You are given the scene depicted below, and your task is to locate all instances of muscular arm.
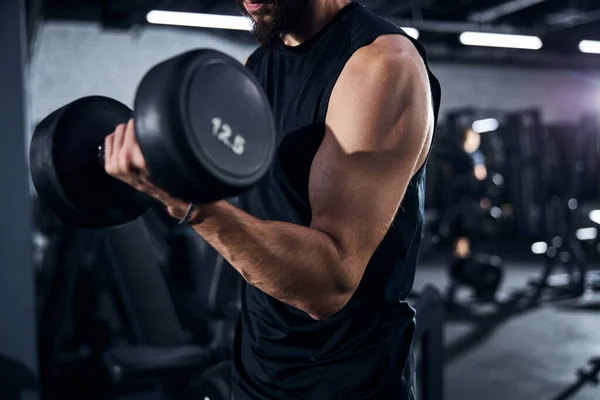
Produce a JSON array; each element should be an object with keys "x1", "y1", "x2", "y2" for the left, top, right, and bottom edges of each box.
[{"x1": 186, "y1": 36, "x2": 434, "y2": 320}]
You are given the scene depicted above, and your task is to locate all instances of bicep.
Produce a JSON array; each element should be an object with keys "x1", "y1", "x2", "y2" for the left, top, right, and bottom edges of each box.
[
  {"x1": 308, "y1": 43, "x2": 433, "y2": 288},
  {"x1": 308, "y1": 126, "x2": 411, "y2": 257}
]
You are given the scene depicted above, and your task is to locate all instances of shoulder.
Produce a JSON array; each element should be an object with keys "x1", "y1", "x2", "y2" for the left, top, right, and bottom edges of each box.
[
  {"x1": 355, "y1": 34, "x2": 423, "y2": 60},
  {"x1": 331, "y1": 34, "x2": 431, "y2": 111},
  {"x1": 327, "y1": 34, "x2": 434, "y2": 149},
  {"x1": 343, "y1": 35, "x2": 428, "y2": 89}
]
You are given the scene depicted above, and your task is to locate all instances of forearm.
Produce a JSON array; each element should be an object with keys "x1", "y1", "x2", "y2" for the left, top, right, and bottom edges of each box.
[{"x1": 189, "y1": 201, "x2": 350, "y2": 319}]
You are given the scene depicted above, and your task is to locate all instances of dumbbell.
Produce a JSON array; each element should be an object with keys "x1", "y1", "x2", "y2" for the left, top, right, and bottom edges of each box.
[
  {"x1": 449, "y1": 253, "x2": 504, "y2": 300},
  {"x1": 30, "y1": 49, "x2": 276, "y2": 228}
]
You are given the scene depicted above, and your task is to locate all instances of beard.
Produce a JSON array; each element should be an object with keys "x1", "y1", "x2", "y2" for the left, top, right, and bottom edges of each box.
[{"x1": 236, "y1": 0, "x2": 310, "y2": 47}]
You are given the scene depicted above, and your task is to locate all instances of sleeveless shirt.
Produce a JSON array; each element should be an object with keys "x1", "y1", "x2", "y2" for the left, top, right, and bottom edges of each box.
[{"x1": 232, "y1": 3, "x2": 442, "y2": 399}]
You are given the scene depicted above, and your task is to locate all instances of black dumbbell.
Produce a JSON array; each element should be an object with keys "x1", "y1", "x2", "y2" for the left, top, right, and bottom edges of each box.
[
  {"x1": 449, "y1": 253, "x2": 504, "y2": 300},
  {"x1": 30, "y1": 49, "x2": 276, "y2": 228}
]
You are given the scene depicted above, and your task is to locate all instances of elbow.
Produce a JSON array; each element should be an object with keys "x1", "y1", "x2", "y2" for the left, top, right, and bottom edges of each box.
[
  {"x1": 306, "y1": 260, "x2": 364, "y2": 321},
  {"x1": 306, "y1": 237, "x2": 359, "y2": 320},
  {"x1": 308, "y1": 312, "x2": 333, "y2": 321},
  {"x1": 307, "y1": 301, "x2": 349, "y2": 321},
  {"x1": 306, "y1": 286, "x2": 355, "y2": 321}
]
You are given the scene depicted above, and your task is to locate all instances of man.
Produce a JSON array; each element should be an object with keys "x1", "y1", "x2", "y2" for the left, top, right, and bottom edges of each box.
[
  {"x1": 103, "y1": 0, "x2": 441, "y2": 398},
  {"x1": 442, "y1": 128, "x2": 487, "y2": 260}
]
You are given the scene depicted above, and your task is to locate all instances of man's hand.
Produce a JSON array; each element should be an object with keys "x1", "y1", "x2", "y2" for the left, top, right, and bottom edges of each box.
[{"x1": 103, "y1": 119, "x2": 190, "y2": 219}]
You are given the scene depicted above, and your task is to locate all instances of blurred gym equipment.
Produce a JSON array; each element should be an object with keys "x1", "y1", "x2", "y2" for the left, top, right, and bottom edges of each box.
[
  {"x1": 528, "y1": 121, "x2": 591, "y2": 302},
  {"x1": 501, "y1": 110, "x2": 546, "y2": 240},
  {"x1": 410, "y1": 286, "x2": 445, "y2": 400},
  {"x1": 431, "y1": 109, "x2": 510, "y2": 306},
  {"x1": 419, "y1": 210, "x2": 441, "y2": 261},
  {"x1": 552, "y1": 357, "x2": 600, "y2": 400},
  {"x1": 190, "y1": 360, "x2": 232, "y2": 400},
  {"x1": 447, "y1": 253, "x2": 504, "y2": 302},
  {"x1": 36, "y1": 204, "x2": 243, "y2": 399},
  {"x1": 439, "y1": 109, "x2": 511, "y2": 245}
]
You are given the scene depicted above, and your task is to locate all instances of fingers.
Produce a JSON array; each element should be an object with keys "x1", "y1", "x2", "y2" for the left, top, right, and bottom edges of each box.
[
  {"x1": 104, "y1": 133, "x2": 114, "y2": 164},
  {"x1": 131, "y1": 143, "x2": 147, "y2": 173},
  {"x1": 105, "y1": 124, "x2": 124, "y2": 176},
  {"x1": 104, "y1": 129, "x2": 119, "y2": 176},
  {"x1": 121, "y1": 119, "x2": 135, "y2": 153},
  {"x1": 117, "y1": 120, "x2": 133, "y2": 174},
  {"x1": 104, "y1": 121, "x2": 130, "y2": 176},
  {"x1": 115, "y1": 122, "x2": 127, "y2": 149},
  {"x1": 124, "y1": 119, "x2": 147, "y2": 173},
  {"x1": 104, "y1": 119, "x2": 148, "y2": 181}
]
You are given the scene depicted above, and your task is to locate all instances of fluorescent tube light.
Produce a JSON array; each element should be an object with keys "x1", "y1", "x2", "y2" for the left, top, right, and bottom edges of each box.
[
  {"x1": 147, "y1": 10, "x2": 253, "y2": 31},
  {"x1": 472, "y1": 118, "x2": 499, "y2": 133},
  {"x1": 579, "y1": 40, "x2": 600, "y2": 54},
  {"x1": 590, "y1": 210, "x2": 600, "y2": 225},
  {"x1": 146, "y1": 10, "x2": 420, "y2": 40},
  {"x1": 459, "y1": 31, "x2": 542, "y2": 50},
  {"x1": 576, "y1": 227, "x2": 597, "y2": 241}
]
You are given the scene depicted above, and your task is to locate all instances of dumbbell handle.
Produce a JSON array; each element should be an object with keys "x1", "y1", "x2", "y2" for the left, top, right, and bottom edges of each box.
[{"x1": 97, "y1": 142, "x2": 191, "y2": 224}]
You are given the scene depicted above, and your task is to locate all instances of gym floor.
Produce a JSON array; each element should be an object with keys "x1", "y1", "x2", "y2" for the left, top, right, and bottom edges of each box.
[{"x1": 414, "y1": 254, "x2": 600, "y2": 400}]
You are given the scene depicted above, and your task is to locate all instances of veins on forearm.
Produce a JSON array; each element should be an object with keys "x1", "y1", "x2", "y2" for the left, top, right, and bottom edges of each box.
[{"x1": 190, "y1": 202, "x2": 349, "y2": 317}]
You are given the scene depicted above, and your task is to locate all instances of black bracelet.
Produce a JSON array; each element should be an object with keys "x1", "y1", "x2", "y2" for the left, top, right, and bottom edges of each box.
[{"x1": 177, "y1": 202, "x2": 196, "y2": 225}]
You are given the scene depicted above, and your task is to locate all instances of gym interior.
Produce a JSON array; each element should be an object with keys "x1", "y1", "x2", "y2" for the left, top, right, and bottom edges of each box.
[{"x1": 3, "y1": 0, "x2": 600, "y2": 399}]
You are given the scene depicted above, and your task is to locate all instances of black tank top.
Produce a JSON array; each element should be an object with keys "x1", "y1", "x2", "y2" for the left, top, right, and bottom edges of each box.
[{"x1": 232, "y1": 3, "x2": 441, "y2": 399}]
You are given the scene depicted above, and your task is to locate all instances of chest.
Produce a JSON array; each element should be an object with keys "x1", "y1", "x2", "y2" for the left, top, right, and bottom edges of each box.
[{"x1": 251, "y1": 55, "x2": 334, "y2": 203}]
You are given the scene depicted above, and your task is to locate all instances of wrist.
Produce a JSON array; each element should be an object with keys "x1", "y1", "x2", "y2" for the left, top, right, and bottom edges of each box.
[
  {"x1": 162, "y1": 197, "x2": 189, "y2": 220},
  {"x1": 164, "y1": 199, "x2": 204, "y2": 225}
]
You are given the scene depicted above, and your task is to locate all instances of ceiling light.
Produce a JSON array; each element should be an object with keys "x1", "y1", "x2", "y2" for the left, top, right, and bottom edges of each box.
[
  {"x1": 459, "y1": 31, "x2": 543, "y2": 50},
  {"x1": 147, "y1": 10, "x2": 420, "y2": 40},
  {"x1": 147, "y1": 10, "x2": 253, "y2": 31},
  {"x1": 472, "y1": 118, "x2": 499, "y2": 133},
  {"x1": 531, "y1": 241, "x2": 547, "y2": 255},
  {"x1": 579, "y1": 40, "x2": 600, "y2": 54},
  {"x1": 576, "y1": 227, "x2": 597, "y2": 241},
  {"x1": 590, "y1": 210, "x2": 600, "y2": 224}
]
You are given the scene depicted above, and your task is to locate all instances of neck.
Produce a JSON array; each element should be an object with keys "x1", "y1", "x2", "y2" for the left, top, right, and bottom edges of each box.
[{"x1": 283, "y1": 0, "x2": 351, "y2": 47}]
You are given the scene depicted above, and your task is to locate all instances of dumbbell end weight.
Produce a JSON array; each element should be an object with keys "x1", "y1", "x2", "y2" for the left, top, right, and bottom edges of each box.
[
  {"x1": 134, "y1": 49, "x2": 276, "y2": 203},
  {"x1": 30, "y1": 96, "x2": 154, "y2": 228}
]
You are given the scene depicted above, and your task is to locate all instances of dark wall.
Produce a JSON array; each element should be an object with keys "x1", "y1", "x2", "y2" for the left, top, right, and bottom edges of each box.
[{"x1": 0, "y1": 0, "x2": 39, "y2": 399}]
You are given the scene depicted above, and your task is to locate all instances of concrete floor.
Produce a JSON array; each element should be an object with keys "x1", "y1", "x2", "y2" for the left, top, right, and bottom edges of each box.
[{"x1": 413, "y1": 260, "x2": 600, "y2": 400}]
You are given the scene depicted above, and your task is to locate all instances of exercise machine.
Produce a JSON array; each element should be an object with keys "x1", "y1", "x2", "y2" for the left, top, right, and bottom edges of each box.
[{"x1": 410, "y1": 285, "x2": 445, "y2": 400}]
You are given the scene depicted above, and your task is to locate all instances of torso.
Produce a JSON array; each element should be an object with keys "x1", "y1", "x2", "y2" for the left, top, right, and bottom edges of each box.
[{"x1": 232, "y1": 3, "x2": 441, "y2": 399}]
